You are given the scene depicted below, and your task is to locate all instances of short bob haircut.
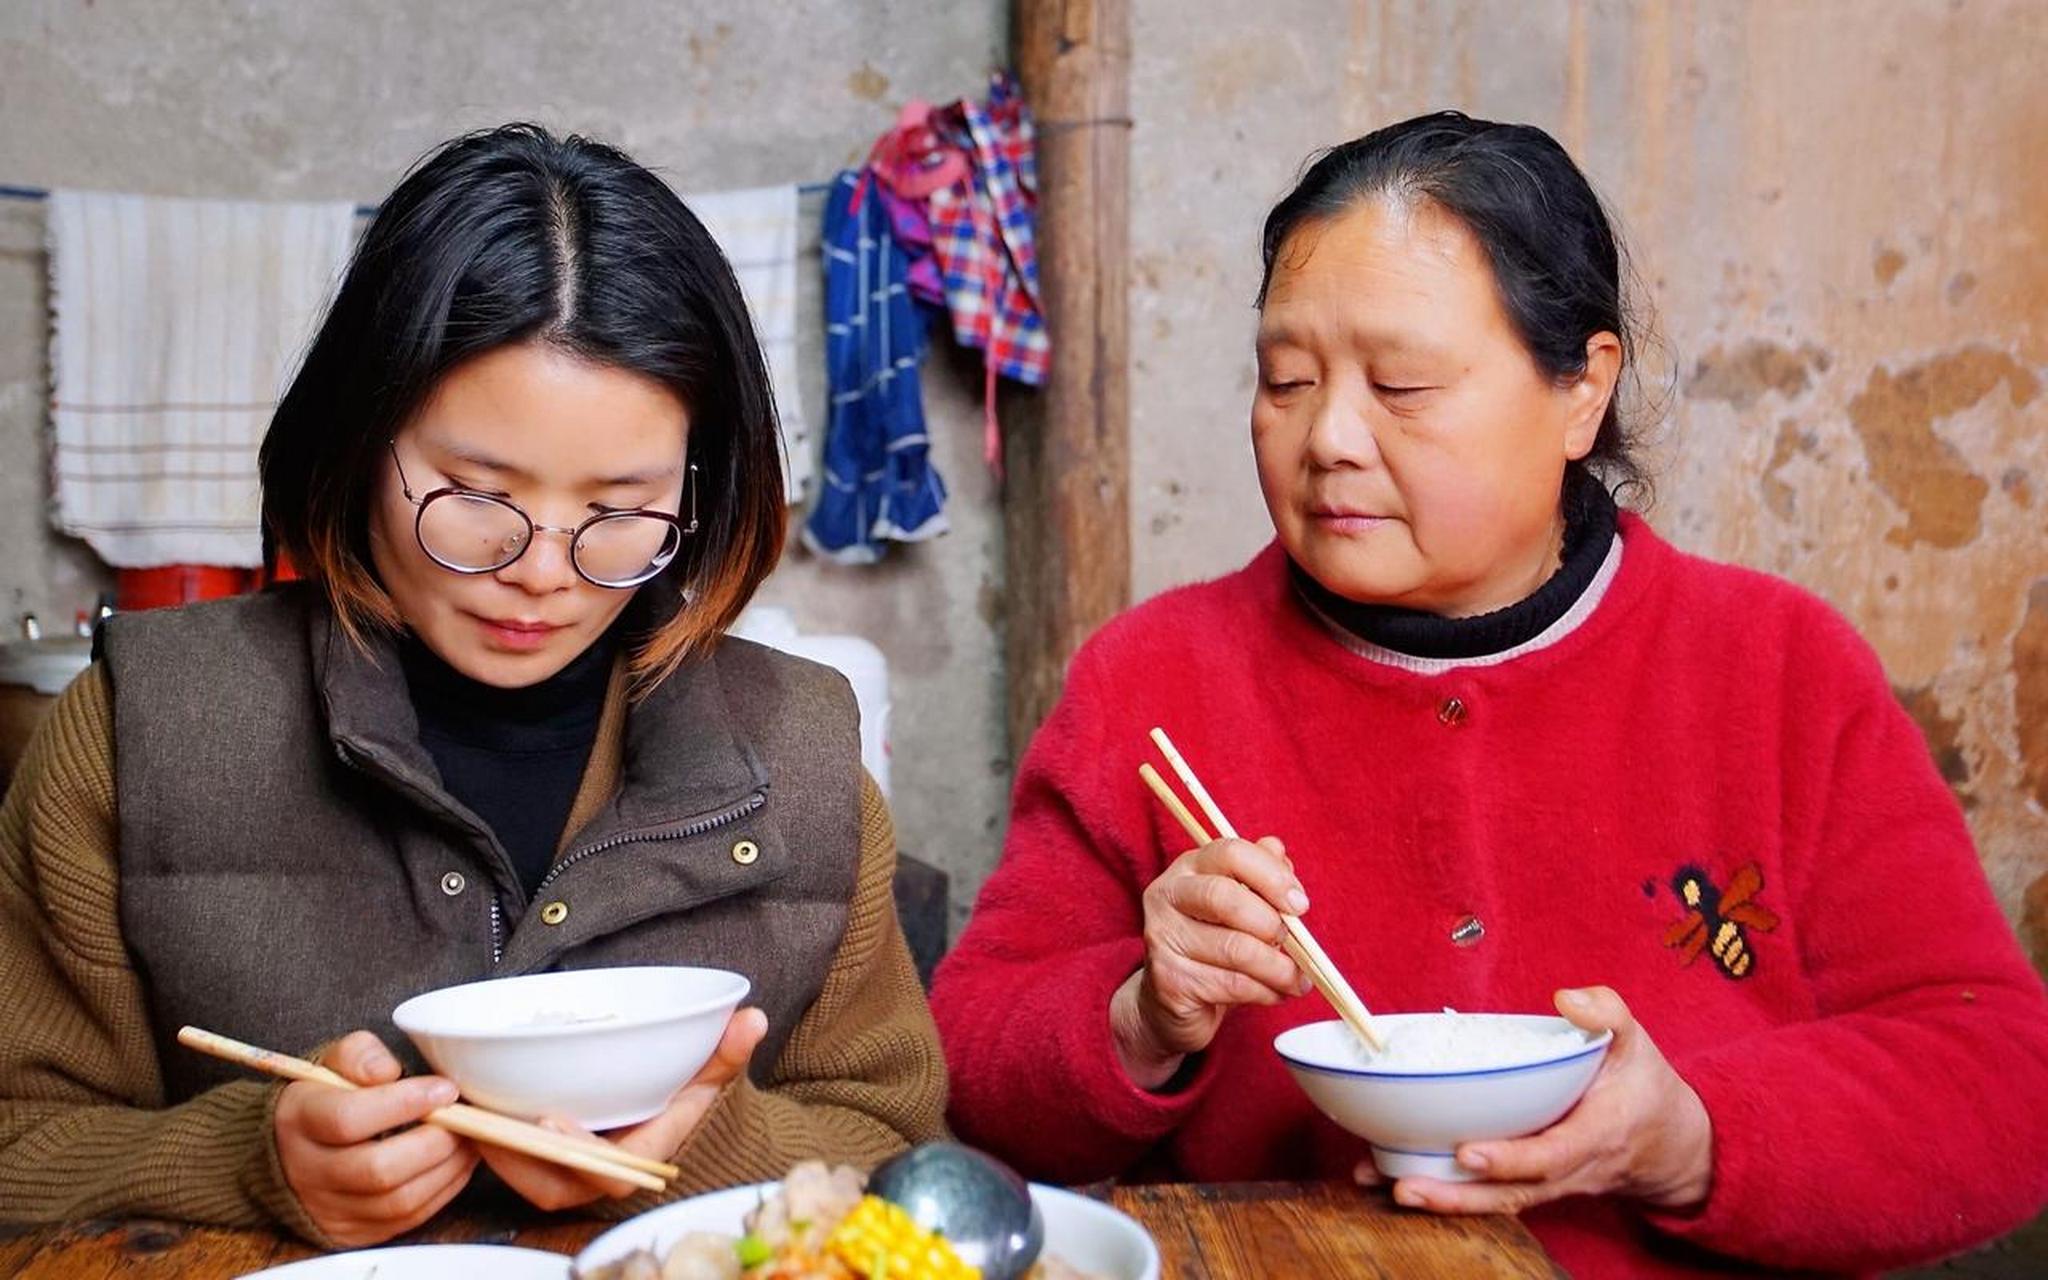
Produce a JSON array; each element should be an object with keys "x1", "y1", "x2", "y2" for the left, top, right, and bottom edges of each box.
[{"x1": 260, "y1": 123, "x2": 784, "y2": 688}]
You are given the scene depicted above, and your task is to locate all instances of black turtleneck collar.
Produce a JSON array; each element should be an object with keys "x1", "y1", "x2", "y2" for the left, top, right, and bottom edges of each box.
[
  {"x1": 1291, "y1": 468, "x2": 1619, "y2": 661},
  {"x1": 399, "y1": 620, "x2": 618, "y2": 749},
  {"x1": 398, "y1": 620, "x2": 622, "y2": 895}
]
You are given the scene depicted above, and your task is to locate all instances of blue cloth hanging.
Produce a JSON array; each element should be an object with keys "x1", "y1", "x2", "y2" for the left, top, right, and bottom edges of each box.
[{"x1": 802, "y1": 170, "x2": 949, "y2": 564}]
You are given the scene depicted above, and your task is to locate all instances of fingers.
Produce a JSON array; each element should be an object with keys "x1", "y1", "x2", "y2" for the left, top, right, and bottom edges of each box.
[
  {"x1": 279, "y1": 1104, "x2": 478, "y2": 1245},
  {"x1": 395, "y1": 1147, "x2": 480, "y2": 1227},
  {"x1": 486, "y1": 1008, "x2": 773, "y2": 1214},
  {"x1": 1168, "y1": 919, "x2": 1305, "y2": 999},
  {"x1": 1189, "y1": 837, "x2": 1309, "y2": 920},
  {"x1": 1350, "y1": 1159, "x2": 1384, "y2": 1188},
  {"x1": 318, "y1": 1030, "x2": 404, "y2": 1087},
  {"x1": 1392, "y1": 1175, "x2": 1558, "y2": 1217},
  {"x1": 690, "y1": 1007, "x2": 768, "y2": 1090},
  {"x1": 479, "y1": 1119, "x2": 635, "y2": 1209},
  {"x1": 1455, "y1": 1121, "x2": 1595, "y2": 1186},
  {"x1": 1554, "y1": 985, "x2": 1633, "y2": 1039},
  {"x1": 321, "y1": 1117, "x2": 466, "y2": 1196},
  {"x1": 292, "y1": 1074, "x2": 459, "y2": 1147},
  {"x1": 604, "y1": 1007, "x2": 771, "y2": 1167},
  {"x1": 338, "y1": 1142, "x2": 479, "y2": 1228}
]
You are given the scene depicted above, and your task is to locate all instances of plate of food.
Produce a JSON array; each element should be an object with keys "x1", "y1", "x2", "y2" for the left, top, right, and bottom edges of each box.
[
  {"x1": 238, "y1": 1242, "x2": 570, "y2": 1278},
  {"x1": 574, "y1": 1158, "x2": 1159, "y2": 1279}
]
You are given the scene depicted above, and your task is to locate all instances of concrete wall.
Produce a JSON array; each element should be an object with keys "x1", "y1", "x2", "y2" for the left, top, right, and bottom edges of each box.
[
  {"x1": 1129, "y1": 0, "x2": 2048, "y2": 965},
  {"x1": 0, "y1": 0, "x2": 1012, "y2": 931},
  {"x1": 7, "y1": 0, "x2": 2045, "y2": 966}
]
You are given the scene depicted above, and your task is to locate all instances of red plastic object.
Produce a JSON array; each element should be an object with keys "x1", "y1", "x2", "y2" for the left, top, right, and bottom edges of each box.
[{"x1": 115, "y1": 566, "x2": 262, "y2": 612}]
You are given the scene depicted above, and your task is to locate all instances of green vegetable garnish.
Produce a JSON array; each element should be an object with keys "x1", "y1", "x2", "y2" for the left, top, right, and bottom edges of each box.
[{"x1": 735, "y1": 1234, "x2": 774, "y2": 1267}]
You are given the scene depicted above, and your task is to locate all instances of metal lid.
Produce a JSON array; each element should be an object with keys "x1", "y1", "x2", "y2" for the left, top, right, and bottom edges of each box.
[{"x1": 0, "y1": 637, "x2": 94, "y2": 694}]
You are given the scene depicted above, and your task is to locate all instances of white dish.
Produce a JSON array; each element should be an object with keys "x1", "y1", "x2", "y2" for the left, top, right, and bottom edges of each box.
[
  {"x1": 392, "y1": 966, "x2": 749, "y2": 1129},
  {"x1": 238, "y1": 1242, "x2": 569, "y2": 1278},
  {"x1": 1276, "y1": 1013, "x2": 1611, "y2": 1183},
  {"x1": 573, "y1": 1180, "x2": 1160, "y2": 1280}
]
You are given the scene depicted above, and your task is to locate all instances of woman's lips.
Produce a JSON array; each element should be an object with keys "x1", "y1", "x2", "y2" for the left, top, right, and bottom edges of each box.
[
  {"x1": 1309, "y1": 506, "x2": 1391, "y2": 535},
  {"x1": 470, "y1": 613, "x2": 565, "y2": 652}
]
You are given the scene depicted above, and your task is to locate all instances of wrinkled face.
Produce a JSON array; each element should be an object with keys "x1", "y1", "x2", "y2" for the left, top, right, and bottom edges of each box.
[
  {"x1": 1252, "y1": 197, "x2": 1614, "y2": 616},
  {"x1": 370, "y1": 341, "x2": 690, "y2": 688}
]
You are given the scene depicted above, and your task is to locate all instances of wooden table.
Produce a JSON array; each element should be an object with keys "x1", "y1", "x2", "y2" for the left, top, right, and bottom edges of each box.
[{"x1": 0, "y1": 1182, "x2": 1561, "y2": 1278}]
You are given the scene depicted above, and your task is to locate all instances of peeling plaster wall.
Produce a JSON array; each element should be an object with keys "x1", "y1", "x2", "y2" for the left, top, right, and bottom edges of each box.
[
  {"x1": 0, "y1": 0, "x2": 1012, "y2": 930},
  {"x1": 1131, "y1": 0, "x2": 2048, "y2": 965}
]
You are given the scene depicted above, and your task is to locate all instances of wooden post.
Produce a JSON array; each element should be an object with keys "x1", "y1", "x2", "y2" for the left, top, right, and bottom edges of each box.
[{"x1": 1008, "y1": 0, "x2": 1131, "y2": 755}]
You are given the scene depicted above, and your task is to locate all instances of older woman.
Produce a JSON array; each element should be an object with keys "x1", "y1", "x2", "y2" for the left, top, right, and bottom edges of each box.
[
  {"x1": 0, "y1": 124, "x2": 944, "y2": 1248},
  {"x1": 932, "y1": 111, "x2": 2048, "y2": 1276}
]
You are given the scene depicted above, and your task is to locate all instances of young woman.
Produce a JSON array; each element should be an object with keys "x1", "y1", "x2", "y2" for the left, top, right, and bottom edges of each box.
[
  {"x1": 932, "y1": 112, "x2": 2048, "y2": 1276},
  {"x1": 0, "y1": 124, "x2": 944, "y2": 1248}
]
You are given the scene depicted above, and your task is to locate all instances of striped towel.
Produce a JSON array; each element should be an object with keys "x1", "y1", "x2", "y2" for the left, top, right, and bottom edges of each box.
[
  {"x1": 801, "y1": 170, "x2": 948, "y2": 565},
  {"x1": 683, "y1": 184, "x2": 811, "y2": 502},
  {"x1": 45, "y1": 191, "x2": 357, "y2": 569}
]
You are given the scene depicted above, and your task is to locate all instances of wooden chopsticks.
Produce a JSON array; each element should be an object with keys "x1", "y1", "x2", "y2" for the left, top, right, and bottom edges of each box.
[
  {"x1": 176, "y1": 1026, "x2": 677, "y2": 1191},
  {"x1": 1140, "y1": 728, "x2": 1389, "y2": 1054}
]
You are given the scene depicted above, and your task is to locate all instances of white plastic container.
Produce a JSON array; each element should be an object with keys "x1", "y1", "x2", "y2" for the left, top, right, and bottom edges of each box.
[{"x1": 730, "y1": 606, "x2": 891, "y2": 797}]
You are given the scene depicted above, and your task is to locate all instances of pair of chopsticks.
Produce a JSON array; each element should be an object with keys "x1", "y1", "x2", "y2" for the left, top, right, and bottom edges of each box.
[
  {"x1": 1138, "y1": 728, "x2": 1388, "y2": 1054},
  {"x1": 177, "y1": 1026, "x2": 675, "y2": 1192}
]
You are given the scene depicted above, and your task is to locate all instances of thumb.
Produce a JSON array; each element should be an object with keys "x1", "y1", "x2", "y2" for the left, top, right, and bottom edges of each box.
[
  {"x1": 1555, "y1": 985, "x2": 1632, "y2": 1038},
  {"x1": 696, "y1": 1007, "x2": 768, "y2": 1087},
  {"x1": 320, "y1": 1029, "x2": 403, "y2": 1086}
]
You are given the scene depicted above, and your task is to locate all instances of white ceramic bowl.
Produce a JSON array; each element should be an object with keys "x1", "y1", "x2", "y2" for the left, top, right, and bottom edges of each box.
[
  {"x1": 392, "y1": 966, "x2": 749, "y2": 1130},
  {"x1": 1276, "y1": 1013, "x2": 1611, "y2": 1183},
  {"x1": 239, "y1": 1243, "x2": 568, "y2": 1278},
  {"x1": 573, "y1": 1181, "x2": 1160, "y2": 1280}
]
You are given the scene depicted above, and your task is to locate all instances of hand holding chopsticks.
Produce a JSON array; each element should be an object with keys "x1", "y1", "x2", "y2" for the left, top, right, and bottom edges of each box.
[
  {"x1": 177, "y1": 1025, "x2": 676, "y2": 1192},
  {"x1": 1139, "y1": 728, "x2": 1388, "y2": 1054}
]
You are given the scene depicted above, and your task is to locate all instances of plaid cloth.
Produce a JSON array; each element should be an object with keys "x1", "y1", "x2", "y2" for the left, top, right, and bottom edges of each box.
[
  {"x1": 801, "y1": 171, "x2": 949, "y2": 564},
  {"x1": 875, "y1": 183, "x2": 946, "y2": 310},
  {"x1": 927, "y1": 73, "x2": 1049, "y2": 467}
]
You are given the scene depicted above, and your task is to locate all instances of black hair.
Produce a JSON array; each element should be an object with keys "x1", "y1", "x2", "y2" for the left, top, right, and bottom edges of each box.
[
  {"x1": 260, "y1": 122, "x2": 784, "y2": 683},
  {"x1": 1258, "y1": 110, "x2": 1650, "y2": 498}
]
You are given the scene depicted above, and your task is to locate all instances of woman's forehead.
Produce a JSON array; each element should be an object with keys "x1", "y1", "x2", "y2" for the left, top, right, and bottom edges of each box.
[
  {"x1": 407, "y1": 344, "x2": 688, "y2": 482},
  {"x1": 1260, "y1": 199, "x2": 1504, "y2": 347}
]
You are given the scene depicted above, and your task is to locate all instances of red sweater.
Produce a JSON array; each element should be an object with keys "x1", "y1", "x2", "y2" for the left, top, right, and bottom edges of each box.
[{"x1": 932, "y1": 516, "x2": 2048, "y2": 1277}]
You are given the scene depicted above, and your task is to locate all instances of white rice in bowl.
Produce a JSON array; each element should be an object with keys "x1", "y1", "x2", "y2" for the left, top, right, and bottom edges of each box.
[{"x1": 1345, "y1": 1011, "x2": 1592, "y2": 1072}]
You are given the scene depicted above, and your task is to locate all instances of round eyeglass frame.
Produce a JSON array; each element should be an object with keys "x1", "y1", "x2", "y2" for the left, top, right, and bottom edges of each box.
[{"x1": 387, "y1": 440, "x2": 698, "y2": 589}]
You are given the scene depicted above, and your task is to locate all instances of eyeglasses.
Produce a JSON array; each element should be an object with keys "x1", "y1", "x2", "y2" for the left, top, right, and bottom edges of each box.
[{"x1": 389, "y1": 442, "x2": 697, "y2": 589}]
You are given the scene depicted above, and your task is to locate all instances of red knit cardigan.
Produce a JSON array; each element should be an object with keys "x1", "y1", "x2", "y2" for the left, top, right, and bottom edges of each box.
[{"x1": 932, "y1": 516, "x2": 2048, "y2": 1278}]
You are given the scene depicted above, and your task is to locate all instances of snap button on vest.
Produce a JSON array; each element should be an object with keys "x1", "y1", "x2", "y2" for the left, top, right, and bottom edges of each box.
[
  {"x1": 1450, "y1": 914, "x2": 1485, "y2": 946},
  {"x1": 732, "y1": 839, "x2": 760, "y2": 866},
  {"x1": 539, "y1": 901, "x2": 569, "y2": 926},
  {"x1": 439, "y1": 871, "x2": 466, "y2": 896},
  {"x1": 1437, "y1": 696, "x2": 1469, "y2": 726}
]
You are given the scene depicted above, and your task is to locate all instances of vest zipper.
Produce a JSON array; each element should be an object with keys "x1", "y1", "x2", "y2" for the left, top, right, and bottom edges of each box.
[
  {"x1": 489, "y1": 790, "x2": 768, "y2": 968},
  {"x1": 535, "y1": 791, "x2": 767, "y2": 898}
]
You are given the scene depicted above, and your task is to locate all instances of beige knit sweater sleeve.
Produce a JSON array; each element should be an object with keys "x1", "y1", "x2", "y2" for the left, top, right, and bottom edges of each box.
[
  {"x1": 596, "y1": 772, "x2": 951, "y2": 1217},
  {"x1": 0, "y1": 665, "x2": 324, "y2": 1238}
]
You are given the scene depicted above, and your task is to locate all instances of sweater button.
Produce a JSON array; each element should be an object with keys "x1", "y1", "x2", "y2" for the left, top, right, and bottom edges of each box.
[
  {"x1": 439, "y1": 871, "x2": 466, "y2": 896},
  {"x1": 1450, "y1": 914, "x2": 1484, "y2": 946},
  {"x1": 1437, "y1": 696, "x2": 1469, "y2": 726},
  {"x1": 731, "y1": 839, "x2": 760, "y2": 866},
  {"x1": 539, "y1": 901, "x2": 569, "y2": 926}
]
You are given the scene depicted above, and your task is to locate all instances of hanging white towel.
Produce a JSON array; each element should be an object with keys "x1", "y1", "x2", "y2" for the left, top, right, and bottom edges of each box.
[
  {"x1": 46, "y1": 190, "x2": 356, "y2": 569},
  {"x1": 681, "y1": 183, "x2": 812, "y2": 502}
]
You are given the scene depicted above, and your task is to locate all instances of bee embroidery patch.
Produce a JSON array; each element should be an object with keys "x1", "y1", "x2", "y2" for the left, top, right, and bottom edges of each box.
[{"x1": 1664, "y1": 862, "x2": 1780, "y2": 980}]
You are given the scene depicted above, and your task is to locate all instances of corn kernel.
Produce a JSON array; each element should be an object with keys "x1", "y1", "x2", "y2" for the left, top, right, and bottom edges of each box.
[{"x1": 826, "y1": 1195, "x2": 981, "y2": 1280}]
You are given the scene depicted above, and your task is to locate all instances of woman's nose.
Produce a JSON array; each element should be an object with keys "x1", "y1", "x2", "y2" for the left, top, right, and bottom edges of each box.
[
  {"x1": 1305, "y1": 382, "x2": 1384, "y2": 470},
  {"x1": 494, "y1": 524, "x2": 580, "y2": 592}
]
